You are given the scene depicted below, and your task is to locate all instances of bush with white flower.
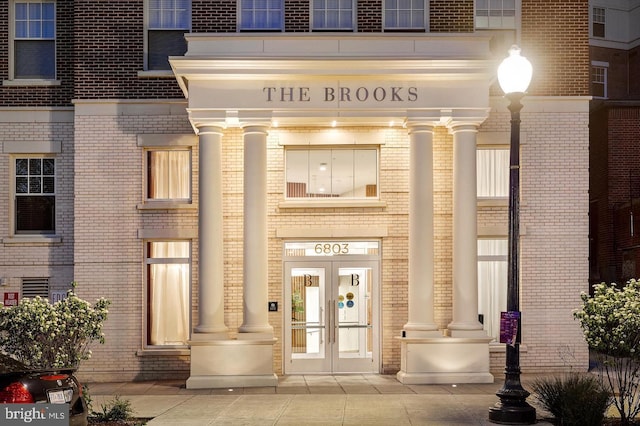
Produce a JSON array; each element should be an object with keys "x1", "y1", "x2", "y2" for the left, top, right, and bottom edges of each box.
[
  {"x1": 574, "y1": 279, "x2": 640, "y2": 425},
  {"x1": 0, "y1": 282, "x2": 110, "y2": 369}
]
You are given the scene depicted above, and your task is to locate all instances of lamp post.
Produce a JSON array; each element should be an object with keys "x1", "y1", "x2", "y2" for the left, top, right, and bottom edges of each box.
[{"x1": 488, "y1": 45, "x2": 536, "y2": 425}]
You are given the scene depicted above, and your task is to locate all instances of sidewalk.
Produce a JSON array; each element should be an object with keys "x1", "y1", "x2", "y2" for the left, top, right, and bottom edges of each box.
[{"x1": 88, "y1": 374, "x2": 555, "y2": 425}]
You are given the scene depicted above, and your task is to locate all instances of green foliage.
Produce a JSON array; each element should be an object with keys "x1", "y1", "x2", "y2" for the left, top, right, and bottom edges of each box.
[
  {"x1": 0, "y1": 282, "x2": 110, "y2": 369},
  {"x1": 92, "y1": 395, "x2": 133, "y2": 422},
  {"x1": 574, "y1": 280, "x2": 640, "y2": 425},
  {"x1": 531, "y1": 373, "x2": 611, "y2": 426},
  {"x1": 574, "y1": 280, "x2": 640, "y2": 358}
]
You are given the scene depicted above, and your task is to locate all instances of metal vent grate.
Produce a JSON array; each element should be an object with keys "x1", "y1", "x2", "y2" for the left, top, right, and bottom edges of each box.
[{"x1": 21, "y1": 278, "x2": 50, "y2": 299}]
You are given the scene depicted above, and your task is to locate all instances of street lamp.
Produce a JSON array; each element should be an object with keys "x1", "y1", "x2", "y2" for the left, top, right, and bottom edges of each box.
[{"x1": 488, "y1": 45, "x2": 536, "y2": 425}]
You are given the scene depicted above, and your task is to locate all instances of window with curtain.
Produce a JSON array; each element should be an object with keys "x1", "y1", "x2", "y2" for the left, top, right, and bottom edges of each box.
[
  {"x1": 147, "y1": 149, "x2": 191, "y2": 201},
  {"x1": 285, "y1": 147, "x2": 379, "y2": 199},
  {"x1": 13, "y1": 0, "x2": 56, "y2": 79},
  {"x1": 477, "y1": 148, "x2": 509, "y2": 198},
  {"x1": 239, "y1": 0, "x2": 283, "y2": 30},
  {"x1": 15, "y1": 157, "x2": 55, "y2": 234},
  {"x1": 475, "y1": 0, "x2": 516, "y2": 29},
  {"x1": 384, "y1": 0, "x2": 425, "y2": 30},
  {"x1": 312, "y1": 0, "x2": 354, "y2": 31},
  {"x1": 147, "y1": 0, "x2": 190, "y2": 70},
  {"x1": 146, "y1": 241, "x2": 191, "y2": 346},
  {"x1": 478, "y1": 239, "x2": 507, "y2": 341}
]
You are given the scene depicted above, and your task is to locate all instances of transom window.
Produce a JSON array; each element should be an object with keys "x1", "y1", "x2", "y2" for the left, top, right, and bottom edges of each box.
[
  {"x1": 384, "y1": 0, "x2": 425, "y2": 30},
  {"x1": 592, "y1": 7, "x2": 605, "y2": 38},
  {"x1": 475, "y1": 0, "x2": 515, "y2": 29},
  {"x1": 312, "y1": 0, "x2": 354, "y2": 30},
  {"x1": 285, "y1": 148, "x2": 378, "y2": 199},
  {"x1": 15, "y1": 157, "x2": 55, "y2": 234},
  {"x1": 477, "y1": 148, "x2": 509, "y2": 198},
  {"x1": 147, "y1": 0, "x2": 190, "y2": 70},
  {"x1": 146, "y1": 149, "x2": 191, "y2": 201},
  {"x1": 13, "y1": 0, "x2": 56, "y2": 79},
  {"x1": 239, "y1": 0, "x2": 283, "y2": 30},
  {"x1": 145, "y1": 241, "x2": 191, "y2": 347},
  {"x1": 478, "y1": 238, "x2": 507, "y2": 341}
]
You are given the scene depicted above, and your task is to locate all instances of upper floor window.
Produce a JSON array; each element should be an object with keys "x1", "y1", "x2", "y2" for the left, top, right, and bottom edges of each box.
[
  {"x1": 13, "y1": 0, "x2": 56, "y2": 79},
  {"x1": 475, "y1": 0, "x2": 515, "y2": 29},
  {"x1": 477, "y1": 148, "x2": 509, "y2": 199},
  {"x1": 146, "y1": 149, "x2": 191, "y2": 201},
  {"x1": 147, "y1": 0, "x2": 190, "y2": 70},
  {"x1": 285, "y1": 148, "x2": 378, "y2": 199},
  {"x1": 384, "y1": 0, "x2": 425, "y2": 31},
  {"x1": 592, "y1": 7, "x2": 605, "y2": 38},
  {"x1": 15, "y1": 157, "x2": 56, "y2": 234},
  {"x1": 312, "y1": 0, "x2": 354, "y2": 31},
  {"x1": 591, "y1": 63, "x2": 608, "y2": 99},
  {"x1": 239, "y1": 0, "x2": 283, "y2": 30}
]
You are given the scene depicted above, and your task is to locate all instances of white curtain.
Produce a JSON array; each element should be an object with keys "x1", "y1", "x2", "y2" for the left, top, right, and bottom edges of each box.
[
  {"x1": 477, "y1": 149, "x2": 509, "y2": 197},
  {"x1": 478, "y1": 239, "x2": 508, "y2": 340},
  {"x1": 149, "y1": 151, "x2": 190, "y2": 200},
  {"x1": 149, "y1": 242, "x2": 189, "y2": 345}
]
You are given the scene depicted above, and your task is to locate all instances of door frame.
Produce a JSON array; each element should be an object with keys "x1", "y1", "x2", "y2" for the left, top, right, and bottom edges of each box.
[{"x1": 282, "y1": 241, "x2": 381, "y2": 374}]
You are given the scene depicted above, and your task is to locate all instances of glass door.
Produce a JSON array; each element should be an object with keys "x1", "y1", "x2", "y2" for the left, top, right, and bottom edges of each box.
[{"x1": 284, "y1": 260, "x2": 378, "y2": 374}]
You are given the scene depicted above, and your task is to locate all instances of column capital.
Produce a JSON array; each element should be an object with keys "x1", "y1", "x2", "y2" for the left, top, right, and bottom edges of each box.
[
  {"x1": 447, "y1": 122, "x2": 480, "y2": 134},
  {"x1": 188, "y1": 109, "x2": 273, "y2": 132}
]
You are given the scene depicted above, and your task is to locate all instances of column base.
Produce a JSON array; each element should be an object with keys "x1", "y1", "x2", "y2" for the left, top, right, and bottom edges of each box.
[
  {"x1": 187, "y1": 336, "x2": 278, "y2": 389},
  {"x1": 395, "y1": 336, "x2": 494, "y2": 384}
]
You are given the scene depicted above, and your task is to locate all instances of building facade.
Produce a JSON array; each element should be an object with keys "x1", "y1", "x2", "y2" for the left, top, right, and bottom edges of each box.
[
  {"x1": 0, "y1": 0, "x2": 590, "y2": 384},
  {"x1": 589, "y1": 0, "x2": 640, "y2": 288}
]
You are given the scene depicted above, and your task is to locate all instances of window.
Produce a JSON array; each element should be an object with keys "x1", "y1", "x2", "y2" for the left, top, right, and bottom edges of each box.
[
  {"x1": 478, "y1": 239, "x2": 507, "y2": 341},
  {"x1": 285, "y1": 148, "x2": 378, "y2": 199},
  {"x1": 22, "y1": 278, "x2": 49, "y2": 299},
  {"x1": 239, "y1": 0, "x2": 283, "y2": 30},
  {"x1": 147, "y1": 0, "x2": 190, "y2": 71},
  {"x1": 477, "y1": 148, "x2": 509, "y2": 198},
  {"x1": 592, "y1": 7, "x2": 605, "y2": 38},
  {"x1": 312, "y1": 0, "x2": 354, "y2": 30},
  {"x1": 384, "y1": 0, "x2": 425, "y2": 30},
  {"x1": 13, "y1": 0, "x2": 56, "y2": 79},
  {"x1": 145, "y1": 241, "x2": 191, "y2": 346},
  {"x1": 15, "y1": 157, "x2": 55, "y2": 234},
  {"x1": 475, "y1": 0, "x2": 515, "y2": 29},
  {"x1": 146, "y1": 149, "x2": 191, "y2": 201},
  {"x1": 591, "y1": 64, "x2": 607, "y2": 99}
]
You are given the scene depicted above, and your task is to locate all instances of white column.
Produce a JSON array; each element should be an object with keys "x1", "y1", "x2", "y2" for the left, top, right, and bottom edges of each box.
[
  {"x1": 239, "y1": 125, "x2": 273, "y2": 335},
  {"x1": 448, "y1": 124, "x2": 484, "y2": 336},
  {"x1": 194, "y1": 125, "x2": 228, "y2": 334},
  {"x1": 403, "y1": 124, "x2": 440, "y2": 337}
]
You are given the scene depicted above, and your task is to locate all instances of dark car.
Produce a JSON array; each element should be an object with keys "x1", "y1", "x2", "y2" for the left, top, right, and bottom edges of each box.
[{"x1": 0, "y1": 354, "x2": 88, "y2": 426}]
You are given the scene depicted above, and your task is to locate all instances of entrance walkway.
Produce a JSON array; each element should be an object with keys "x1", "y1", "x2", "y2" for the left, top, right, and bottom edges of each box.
[{"x1": 89, "y1": 374, "x2": 555, "y2": 425}]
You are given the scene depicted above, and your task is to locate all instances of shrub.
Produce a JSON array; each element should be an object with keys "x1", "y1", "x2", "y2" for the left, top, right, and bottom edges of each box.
[
  {"x1": 0, "y1": 282, "x2": 110, "y2": 369},
  {"x1": 92, "y1": 395, "x2": 133, "y2": 422},
  {"x1": 531, "y1": 373, "x2": 611, "y2": 426},
  {"x1": 574, "y1": 280, "x2": 640, "y2": 424}
]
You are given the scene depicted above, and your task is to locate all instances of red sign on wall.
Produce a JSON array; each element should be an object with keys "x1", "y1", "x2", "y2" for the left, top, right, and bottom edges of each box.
[{"x1": 3, "y1": 292, "x2": 19, "y2": 307}]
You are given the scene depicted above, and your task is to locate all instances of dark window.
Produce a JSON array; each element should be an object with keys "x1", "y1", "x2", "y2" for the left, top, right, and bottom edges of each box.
[{"x1": 15, "y1": 158, "x2": 55, "y2": 234}]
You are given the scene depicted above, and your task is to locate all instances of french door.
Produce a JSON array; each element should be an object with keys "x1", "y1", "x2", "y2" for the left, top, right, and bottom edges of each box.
[{"x1": 284, "y1": 260, "x2": 379, "y2": 374}]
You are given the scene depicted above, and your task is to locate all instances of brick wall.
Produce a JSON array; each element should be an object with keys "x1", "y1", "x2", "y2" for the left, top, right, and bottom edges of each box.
[
  {"x1": 285, "y1": 0, "x2": 310, "y2": 32},
  {"x1": 0, "y1": 110, "x2": 76, "y2": 304},
  {"x1": 357, "y1": 0, "x2": 382, "y2": 32},
  {"x1": 521, "y1": 0, "x2": 589, "y2": 96},
  {"x1": 192, "y1": 0, "x2": 236, "y2": 32},
  {"x1": 429, "y1": 0, "x2": 474, "y2": 33}
]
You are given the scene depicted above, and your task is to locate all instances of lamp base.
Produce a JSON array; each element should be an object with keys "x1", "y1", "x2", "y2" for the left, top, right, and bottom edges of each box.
[{"x1": 488, "y1": 400, "x2": 536, "y2": 425}]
